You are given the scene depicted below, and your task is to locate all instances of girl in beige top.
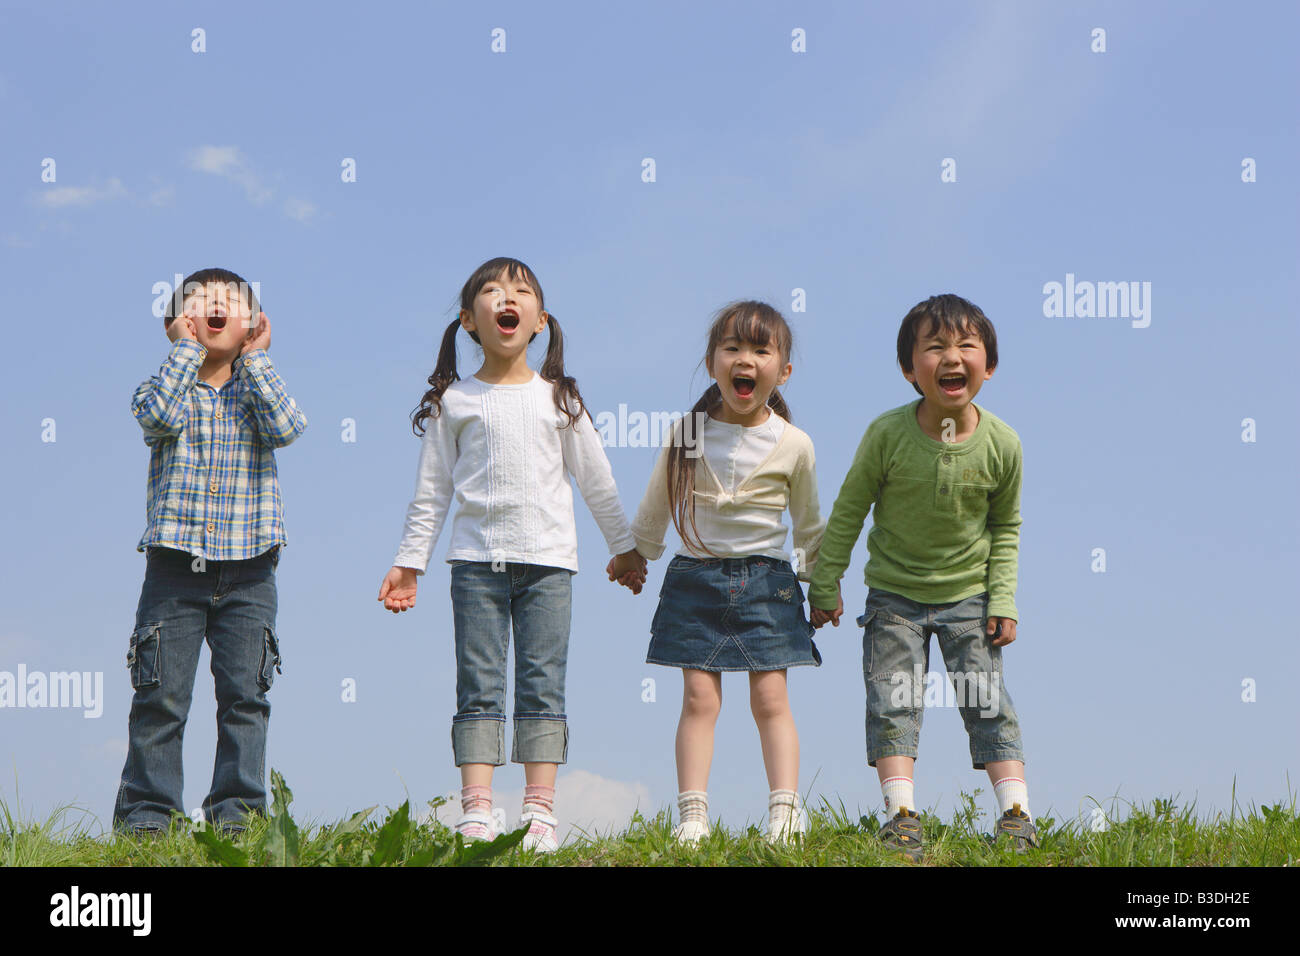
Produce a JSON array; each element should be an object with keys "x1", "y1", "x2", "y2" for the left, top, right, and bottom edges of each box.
[{"x1": 610, "y1": 300, "x2": 826, "y2": 846}]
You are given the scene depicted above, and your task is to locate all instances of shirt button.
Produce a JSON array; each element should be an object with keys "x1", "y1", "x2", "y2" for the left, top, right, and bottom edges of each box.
[
  {"x1": 206, "y1": 522, "x2": 216, "y2": 533},
  {"x1": 939, "y1": 485, "x2": 949, "y2": 495},
  {"x1": 215, "y1": 411, "x2": 224, "y2": 420},
  {"x1": 942, "y1": 454, "x2": 952, "y2": 464},
  {"x1": 209, "y1": 482, "x2": 218, "y2": 494}
]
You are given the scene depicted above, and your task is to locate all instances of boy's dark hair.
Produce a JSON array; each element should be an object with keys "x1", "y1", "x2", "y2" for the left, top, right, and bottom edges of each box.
[
  {"x1": 164, "y1": 267, "x2": 260, "y2": 325},
  {"x1": 668, "y1": 300, "x2": 794, "y2": 557},
  {"x1": 896, "y1": 294, "x2": 998, "y2": 396},
  {"x1": 411, "y1": 257, "x2": 587, "y2": 436}
]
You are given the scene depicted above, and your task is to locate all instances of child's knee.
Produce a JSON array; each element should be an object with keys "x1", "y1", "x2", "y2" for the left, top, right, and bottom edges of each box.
[
  {"x1": 680, "y1": 677, "x2": 721, "y2": 719},
  {"x1": 748, "y1": 675, "x2": 790, "y2": 721}
]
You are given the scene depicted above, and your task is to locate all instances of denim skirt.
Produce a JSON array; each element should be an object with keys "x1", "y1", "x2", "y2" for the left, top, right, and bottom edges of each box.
[{"x1": 646, "y1": 555, "x2": 821, "y2": 672}]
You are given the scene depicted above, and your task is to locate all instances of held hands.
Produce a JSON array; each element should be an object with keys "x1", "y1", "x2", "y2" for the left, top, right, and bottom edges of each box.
[
  {"x1": 378, "y1": 566, "x2": 419, "y2": 613},
  {"x1": 241, "y1": 312, "x2": 271, "y2": 355},
  {"x1": 809, "y1": 582, "x2": 843, "y2": 629},
  {"x1": 606, "y1": 549, "x2": 648, "y2": 595},
  {"x1": 988, "y1": 616, "x2": 1017, "y2": 647}
]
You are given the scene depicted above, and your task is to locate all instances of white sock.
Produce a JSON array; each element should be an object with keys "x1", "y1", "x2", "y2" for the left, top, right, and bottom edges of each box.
[
  {"x1": 881, "y1": 775, "x2": 915, "y2": 816},
  {"x1": 993, "y1": 777, "x2": 1030, "y2": 820},
  {"x1": 768, "y1": 788, "x2": 799, "y2": 812},
  {"x1": 677, "y1": 790, "x2": 708, "y2": 825}
]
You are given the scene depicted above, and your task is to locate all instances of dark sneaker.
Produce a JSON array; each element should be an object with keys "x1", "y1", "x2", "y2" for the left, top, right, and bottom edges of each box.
[
  {"x1": 994, "y1": 803, "x2": 1040, "y2": 852},
  {"x1": 878, "y1": 808, "x2": 924, "y2": 861}
]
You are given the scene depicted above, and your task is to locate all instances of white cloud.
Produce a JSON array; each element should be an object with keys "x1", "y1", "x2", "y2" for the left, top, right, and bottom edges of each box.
[
  {"x1": 423, "y1": 769, "x2": 653, "y2": 846},
  {"x1": 283, "y1": 198, "x2": 317, "y2": 222},
  {"x1": 187, "y1": 145, "x2": 272, "y2": 204},
  {"x1": 36, "y1": 178, "x2": 127, "y2": 209},
  {"x1": 92, "y1": 738, "x2": 128, "y2": 762}
]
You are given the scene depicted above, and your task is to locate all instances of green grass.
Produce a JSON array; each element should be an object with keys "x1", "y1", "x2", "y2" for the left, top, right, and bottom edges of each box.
[{"x1": 2, "y1": 773, "x2": 1296, "y2": 867}]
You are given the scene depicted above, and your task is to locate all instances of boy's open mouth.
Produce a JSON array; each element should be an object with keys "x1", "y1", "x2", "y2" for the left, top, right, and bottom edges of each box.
[
  {"x1": 733, "y1": 376, "x2": 756, "y2": 399},
  {"x1": 206, "y1": 315, "x2": 228, "y2": 332},
  {"x1": 939, "y1": 373, "x2": 966, "y2": 394}
]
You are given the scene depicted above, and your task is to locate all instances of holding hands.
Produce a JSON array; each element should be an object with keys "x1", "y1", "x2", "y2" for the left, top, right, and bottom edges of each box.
[
  {"x1": 809, "y1": 582, "x2": 843, "y2": 629},
  {"x1": 606, "y1": 549, "x2": 648, "y2": 595}
]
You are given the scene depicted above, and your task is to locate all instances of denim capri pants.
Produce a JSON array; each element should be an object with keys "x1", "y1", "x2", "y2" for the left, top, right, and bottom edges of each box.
[
  {"x1": 859, "y1": 587, "x2": 1024, "y2": 770},
  {"x1": 449, "y1": 561, "x2": 573, "y2": 766},
  {"x1": 647, "y1": 555, "x2": 821, "y2": 672}
]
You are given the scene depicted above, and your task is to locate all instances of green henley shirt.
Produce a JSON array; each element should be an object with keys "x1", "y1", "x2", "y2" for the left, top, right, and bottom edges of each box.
[{"x1": 808, "y1": 399, "x2": 1022, "y2": 620}]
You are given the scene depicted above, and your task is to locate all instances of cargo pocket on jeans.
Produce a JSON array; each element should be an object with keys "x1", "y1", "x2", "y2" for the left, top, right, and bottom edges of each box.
[
  {"x1": 127, "y1": 624, "x2": 161, "y2": 689},
  {"x1": 857, "y1": 608, "x2": 878, "y2": 674},
  {"x1": 257, "y1": 627, "x2": 282, "y2": 692}
]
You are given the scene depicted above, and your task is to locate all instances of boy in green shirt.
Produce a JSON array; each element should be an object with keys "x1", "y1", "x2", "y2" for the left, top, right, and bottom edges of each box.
[{"x1": 809, "y1": 294, "x2": 1036, "y2": 859}]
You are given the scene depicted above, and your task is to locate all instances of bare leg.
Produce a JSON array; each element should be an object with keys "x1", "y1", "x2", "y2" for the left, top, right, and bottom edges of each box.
[
  {"x1": 460, "y1": 763, "x2": 494, "y2": 788},
  {"x1": 748, "y1": 670, "x2": 798, "y2": 791},
  {"x1": 676, "y1": 669, "x2": 722, "y2": 792},
  {"x1": 524, "y1": 762, "x2": 558, "y2": 788},
  {"x1": 875, "y1": 755, "x2": 916, "y2": 787}
]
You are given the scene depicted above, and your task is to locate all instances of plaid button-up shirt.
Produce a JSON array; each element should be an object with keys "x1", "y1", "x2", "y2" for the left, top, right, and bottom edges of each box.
[{"x1": 133, "y1": 338, "x2": 307, "y2": 561}]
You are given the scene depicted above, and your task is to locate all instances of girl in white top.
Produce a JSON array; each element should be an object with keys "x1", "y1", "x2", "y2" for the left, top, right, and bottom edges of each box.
[
  {"x1": 613, "y1": 301, "x2": 826, "y2": 845},
  {"x1": 380, "y1": 257, "x2": 645, "y2": 853}
]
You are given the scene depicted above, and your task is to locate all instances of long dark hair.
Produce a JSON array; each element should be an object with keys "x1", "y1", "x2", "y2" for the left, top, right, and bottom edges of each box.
[
  {"x1": 411, "y1": 257, "x2": 588, "y2": 436},
  {"x1": 668, "y1": 300, "x2": 794, "y2": 556}
]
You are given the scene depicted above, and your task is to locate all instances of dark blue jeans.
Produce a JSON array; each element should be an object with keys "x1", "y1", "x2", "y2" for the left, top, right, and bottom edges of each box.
[{"x1": 113, "y1": 546, "x2": 281, "y2": 831}]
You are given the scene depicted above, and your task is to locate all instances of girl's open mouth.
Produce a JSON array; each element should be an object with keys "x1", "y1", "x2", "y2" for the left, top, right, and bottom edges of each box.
[
  {"x1": 939, "y1": 374, "x2": 966, "y2": 395},
  {"x1": 733, "y1": 376, "x2": 756, "y2": 398},
  {"x1": 496, "y1": 312, "x2": 520, "y2": 332}
]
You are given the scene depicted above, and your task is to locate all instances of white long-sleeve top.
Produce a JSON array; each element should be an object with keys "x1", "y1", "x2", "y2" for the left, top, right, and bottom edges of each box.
[
  {"x1": 393, "y1": 373, "x2": 636, "y2": 574},
  {"x1": 629, "y1": 411, "x2": 826, "y2": 581}
]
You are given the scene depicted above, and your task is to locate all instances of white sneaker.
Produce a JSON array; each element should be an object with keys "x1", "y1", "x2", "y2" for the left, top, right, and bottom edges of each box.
[
  {"x1": 455, "y1": 806, "x2": 507, "y2": 843},
  {"x1": 766, "y1": 791, "x2": 807, "y2": 845},
  {"x1": 519, "y1": 808, "x2": 560, "y2": 853},
  {"x1": 673, "y1": 819, "x2": 710, "y2": 845}
]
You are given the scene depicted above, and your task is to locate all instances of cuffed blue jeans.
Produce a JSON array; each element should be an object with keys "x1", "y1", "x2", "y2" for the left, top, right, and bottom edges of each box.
[{"x1": 449, "y1": 561, "x2": 572, "y2": 766}]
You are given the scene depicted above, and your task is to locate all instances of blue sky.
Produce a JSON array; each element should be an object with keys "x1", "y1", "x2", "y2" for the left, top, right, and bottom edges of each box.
[{"x1": 2, "y1": 0, "x2": 1297, "y2": 839}]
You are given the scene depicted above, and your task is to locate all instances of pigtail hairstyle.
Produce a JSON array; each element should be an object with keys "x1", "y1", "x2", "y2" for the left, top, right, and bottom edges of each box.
[
  {"x1": 667, "y1": 300, "x2": 795, "y2": 556},
  {"x1": 410, "y1": 318, "x2": 464, "y2": 436},
  {"x1": 537, "y1": 313, "x2": 589, "y2": 430},
  {"x1": 411, "y1": 257, "x2": 588, "y2": 436}
]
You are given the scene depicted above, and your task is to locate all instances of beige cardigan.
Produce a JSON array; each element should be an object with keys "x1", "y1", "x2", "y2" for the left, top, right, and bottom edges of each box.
[{"x1": 629, "y1": 417, "x2": 825, "y2": 581}]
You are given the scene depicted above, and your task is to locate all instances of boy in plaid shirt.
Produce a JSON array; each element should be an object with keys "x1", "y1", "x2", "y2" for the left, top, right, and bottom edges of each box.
[{"x1": 113, "y1": 268, "x2": 307, "y2": 837}]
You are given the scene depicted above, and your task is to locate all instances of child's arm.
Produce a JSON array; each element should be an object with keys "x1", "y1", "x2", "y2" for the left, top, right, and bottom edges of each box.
[
  {"x1": 787, "y1": 441, "x2": 827, "y2": 584},
  {"x1": 626, "y1": 429, "x2": 674, "y2": 563},
  {"x1": 131, "y1": 337, "x2": 205, "y2": 444},
  {"x1": 985, "y1": 438, "x2": 1023, "y2": 645},
  {"x1": 557, "y1": 400, "x2": 639, "y2": 557},
  {"x1": 807, "y1": 426, "x2": 882, "y2": 615},
  {"x1": 381, "y1": 408, "x2": 457, "y2": 612},
  {"x1": 237, "y1": 314, "x2": 307, "y2": 449},
  {"x1": 389, "y1": 403, "x2": 458, "y2": 580}
]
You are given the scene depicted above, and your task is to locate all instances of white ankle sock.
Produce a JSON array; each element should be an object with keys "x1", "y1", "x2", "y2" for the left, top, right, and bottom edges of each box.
[
  {"x1": 677, "y1": 790, "x2": 708, "y2": 825},
  {"x1": 768, "y1": 788, "x2": 799, "y2": 810},
  {"x1": 881, "y1": 775, "x2": 915, "y2": 816},
  {"x1": 993, "y1": 777, "x2": 1030, "y2": 820}
]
